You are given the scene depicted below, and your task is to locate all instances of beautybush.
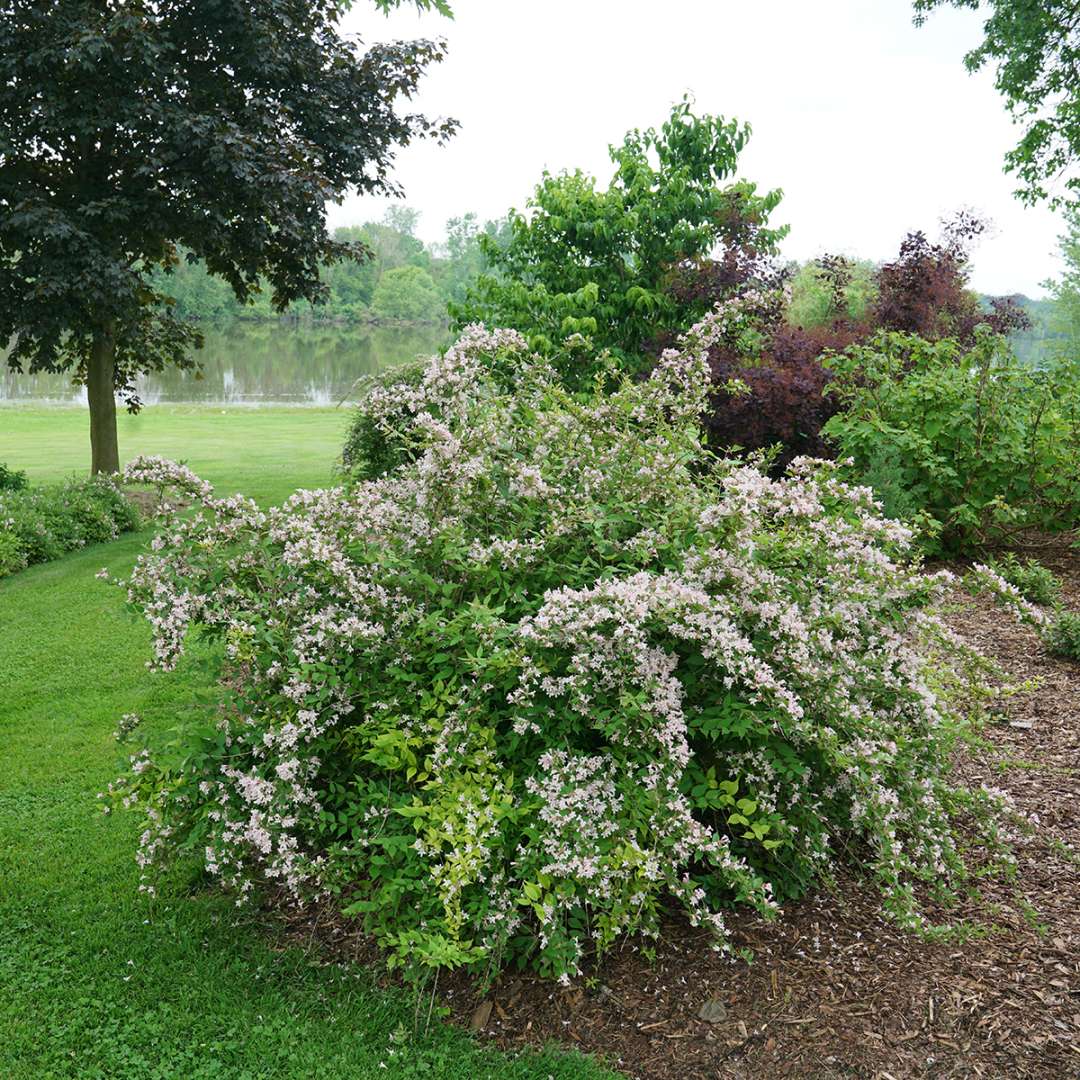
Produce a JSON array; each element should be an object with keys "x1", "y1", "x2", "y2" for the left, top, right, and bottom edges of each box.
[
  {"x1": 109, "y1": 315, "x2": 1015, "y2": 984},
  {"x1": 0, "y1": 475, "x2": 139, "y2": 578},
  {"x1": 0, "y1": 528, "x2": 26, "y2": 576},
  {"x1": 966, "y1": 562, "x2": 1079, "y2": 663},
  {"x1": 985, "y1": 553, "x2": 1061, "y2": 607}
]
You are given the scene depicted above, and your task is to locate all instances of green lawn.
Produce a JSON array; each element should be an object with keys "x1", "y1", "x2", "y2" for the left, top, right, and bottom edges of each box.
[
  {"x1": 0, "y1": 408, "x2": 613, "y2": 1080},
  {"x1": 0, "y1": 405, "x2": 352, "y2": 502}
]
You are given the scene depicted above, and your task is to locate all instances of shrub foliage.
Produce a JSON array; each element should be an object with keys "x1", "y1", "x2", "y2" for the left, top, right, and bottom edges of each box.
[
  {"x1": 985, "y1": 553, "x2": 1062, "y2": 607},
  {"x1": 661, "y1": 213, "x2": 1031, "y2": 467},
  {"x1": 965, "y1": 562, "x2": 1079, "y2": 664},
  {"x1": 340, "y1": 359, "x2": 427, "y2": 480},
  {"x1": 113, "y1": 319, "x2": 1011, "y2": 983},
  {"x1": 683, "y1": 288, "x2": 863, "y2": 464},
  {"x1": 0, "y1": 475, "x2": 139, "y2": 578},
  {"x1": 0, "y1": 462, "x2": 28, "y2": 492},
  {"x1": 872, "y1": 212, "x2": 1029, "y2": 346},
  {"x1": 823, "y1": 331, "x2": 1080, "y2": 551},
  {"x1": 1047, "y1": 612, "x2": 1080, "y2": 662}
]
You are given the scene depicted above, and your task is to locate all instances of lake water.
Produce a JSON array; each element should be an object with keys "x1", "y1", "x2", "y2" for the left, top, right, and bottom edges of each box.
[{"x1": 0, "y1": 322, "x2": 450, "y2": 406}]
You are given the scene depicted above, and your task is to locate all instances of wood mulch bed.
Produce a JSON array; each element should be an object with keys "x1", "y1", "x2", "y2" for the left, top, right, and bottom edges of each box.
[{"x1": 280, "y1": 537, "x2": 1080, "y2": 1079}]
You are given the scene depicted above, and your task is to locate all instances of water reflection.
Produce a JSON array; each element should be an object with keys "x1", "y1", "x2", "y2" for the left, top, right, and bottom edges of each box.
[{"x1": 0, "y1": 321, "x2": 450, "y2": 406}]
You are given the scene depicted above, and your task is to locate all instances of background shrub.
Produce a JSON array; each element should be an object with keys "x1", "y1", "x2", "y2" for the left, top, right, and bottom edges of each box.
[
  {"x1": 644, "y1": 215, "x2": 1030, "y2": 468},
  {"x1": 872, "y1": 211, "x2": 1029, "y2": 346},
  {"x1": 787, "y1": 256, "x2": 876, "y2": 328},
  {"x1": 697, "y1": 293, "x2": 863, "y2": 465},
  {"x1": 0, "y1": 476, "x2": 140, "y2": 578},
  {"x1": 822, "y1": 331, "x2": 1080, "y2": 552},
  {"x1": 452, "y1": 101, "x2": 1032, "y2": 469},
  {"x1": 0, "y1": 462, "x2": 28, "y2": 492},
  {"x1": 1047, "y1": 611, "x2": 1080, "y2": 661}
]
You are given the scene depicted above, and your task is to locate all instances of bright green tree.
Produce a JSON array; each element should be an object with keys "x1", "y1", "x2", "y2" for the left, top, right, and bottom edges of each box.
[
  {"x1": 0, "y1": 0, "x2": 453, "y2": 473},
  {"x1": 451, "y1": 99, "x2": 787, "y2": 377},
  {"x1": 322, "y1": 226, "x2": 382, "y2": 316},
  {"x1": 433, "y1": 213, "x2": 510, "y2": 304},
  {"x1": 1043, "y1": 206, "x2": 1080, "y2": 353},
  {"x1": 787, "y1": 258, "x2": 877, "y2": 328},
  {"x1": 915, "y1": 0, "x2": 1080, "y2": 208},
  {"x1": 371, "y1": 265, "x2": 443, "y2": 321},
  {"x1": 362, "y1": 210, "x2": 432, "y2": 273}
]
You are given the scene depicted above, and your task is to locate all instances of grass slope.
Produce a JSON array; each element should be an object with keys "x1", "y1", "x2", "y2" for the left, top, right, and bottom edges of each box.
[{"x1": 0, "y1": 410, "x2": 612, "y2": 1080}]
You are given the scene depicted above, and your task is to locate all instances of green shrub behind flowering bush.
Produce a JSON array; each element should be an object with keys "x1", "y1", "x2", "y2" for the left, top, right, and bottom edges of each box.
[
  {"x1": 110, "y1": 316, "x2": 1013, "y2": 984},
  {"x1": 0, "y1": 462, "x2": 28, "y2": 492},
  {"x1": 823, "y1": 331, "x2": 1080, "y2": 553},
  {"x1": 1047, "y1": 612, "x2": 1080, "y2": 661},
  {"x1": 340, "y1": 358, "x2": 426, "y2": 480},
  {"x1": 0, "y1": 476, "x2": 140, "y2": 579}
]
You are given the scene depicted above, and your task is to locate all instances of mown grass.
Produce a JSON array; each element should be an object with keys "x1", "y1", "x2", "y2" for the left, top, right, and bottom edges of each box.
[
  {"x1": 0, "y1": 408, "x2": 613, "y2": 1080},
  {"x1": 0, "y1": 405, "x2": 351, "y2": 502}
]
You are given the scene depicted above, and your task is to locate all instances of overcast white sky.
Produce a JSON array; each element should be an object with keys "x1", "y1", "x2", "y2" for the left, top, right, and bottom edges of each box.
[{"x1": 331, "y1": 0, "x2": 1068, "y2": 298}]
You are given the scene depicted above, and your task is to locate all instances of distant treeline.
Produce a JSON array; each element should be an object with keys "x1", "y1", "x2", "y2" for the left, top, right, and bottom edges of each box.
[
  {"x1": 153, "y1": 208, "x2": 510, "y2": 325},
  {"x1": 155, "y1": 206, "x2": 1066, "y2": 365}
]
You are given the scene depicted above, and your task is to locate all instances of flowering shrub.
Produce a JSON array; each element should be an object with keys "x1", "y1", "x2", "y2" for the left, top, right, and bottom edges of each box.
[
  {"x1": 0, "y1": 528, "x2": 25, "y2": 576},
  {"x1": 110, "y1": 318, "x2": 1011, "y2": 984},
  {"x1": 965, "y1": 563, "x2": 1055, "y2": 633},
  {"x1": 340, "y1": 359, "x2": 426, "y2": 480},
  {"x1": 966, "y1": 562, "x2": 1080, "y2": 663},
  {"x1": 984, "y1": 553, "x2": 1062, "y2": 607},
  {"x1": 120, "y1": 454, "x2": 214, "y2": 513},
  {"x1": 0, "y1": 475, "x2": 139, "y2": 578}
]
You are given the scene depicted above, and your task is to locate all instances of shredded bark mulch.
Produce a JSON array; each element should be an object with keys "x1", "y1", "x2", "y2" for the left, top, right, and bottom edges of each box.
[{"x1": 280, "y1": 537, "x2": 1080, "y2": 1079}]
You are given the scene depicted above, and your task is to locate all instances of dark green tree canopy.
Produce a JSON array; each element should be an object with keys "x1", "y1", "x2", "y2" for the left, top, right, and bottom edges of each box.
[
  {"x1": 0, "y1": 0, "x2": 454, "y2": 469},
  {"x1": 915, "y1": 0, "x2": 1080, "y2": 207}
]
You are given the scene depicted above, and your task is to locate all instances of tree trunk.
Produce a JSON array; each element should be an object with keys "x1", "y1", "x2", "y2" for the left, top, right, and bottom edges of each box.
[{"x1": 87, "y1": 323, "x2": 120, "y2": 475}]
